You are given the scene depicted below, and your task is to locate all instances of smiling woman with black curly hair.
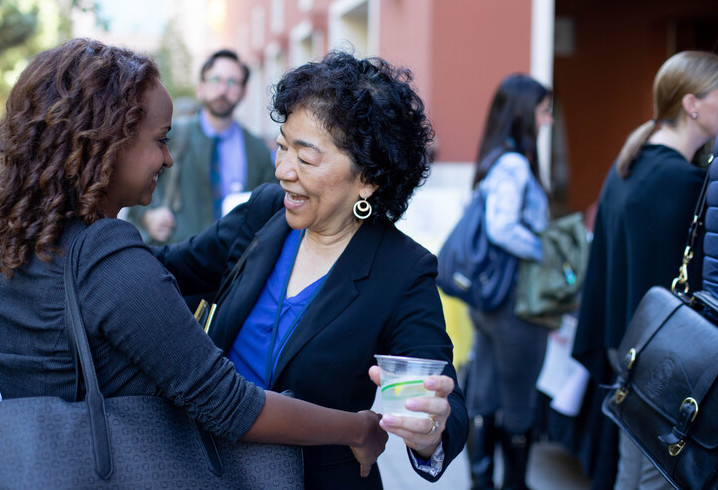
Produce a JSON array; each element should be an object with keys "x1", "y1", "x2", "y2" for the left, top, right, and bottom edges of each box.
[{"x1": 154, "y1": 50, "x2": 469, "y2": 488}]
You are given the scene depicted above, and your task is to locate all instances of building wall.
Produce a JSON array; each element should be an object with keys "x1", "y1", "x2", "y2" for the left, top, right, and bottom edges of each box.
[
  {"x1": 224, "y1": 0, "x2": 533, "y2": 166},
  {"x1": 371, "y1": 0, "x2": 533, "y2": 163},
  {"x1": 429, "y1": 0, "x2": 532, "y2": 163},
  {"x1": 554, "y1": 0, "x2": 718, "y2": 212},
  {"x1": 374, "y1": 0, "x2": 433, "y2": 109},
  {"x1": 221, "y1": 0, "x2": 718, "y2": 215},
  {"x1": 75, "y1": 0, "x2": 718, "y2": 217}
]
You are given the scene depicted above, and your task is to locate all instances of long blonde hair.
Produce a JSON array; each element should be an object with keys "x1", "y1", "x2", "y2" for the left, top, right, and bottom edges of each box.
[{"x1": 617, "y1": 51, "x2": 718, "y2": 178}]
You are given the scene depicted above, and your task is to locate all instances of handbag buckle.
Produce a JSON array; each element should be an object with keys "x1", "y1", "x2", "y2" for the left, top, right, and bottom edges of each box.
[
  {"x1": 671, "y1": 248, "x2": 692, "y2": 295},
  {"x1": 625, "y1": 348, "x2": 636, "y2": 371},
  {"x1": 614, "y1": 387, "x2": 629, "y2": 404},
  {"x1": 669, "y1": 440, "x2": 686, "y2": 456},
  {"x1": 681, "y1": 397, "x2": 699, "y2": 423},
  {"x1": 660, "y1": 397, "x2": 699, "y2": 457},
  {"x1": 451, "y1": 272, "x2": 472, "y2": 291}
]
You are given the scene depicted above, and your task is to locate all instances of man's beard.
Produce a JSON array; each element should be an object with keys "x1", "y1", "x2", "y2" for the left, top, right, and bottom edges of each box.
[{"x1": 205, "y1": 97, "x2": 237, "y2": 119}]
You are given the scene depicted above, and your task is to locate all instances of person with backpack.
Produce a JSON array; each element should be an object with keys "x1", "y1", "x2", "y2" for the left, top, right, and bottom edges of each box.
[{"x1": 463, "y1": 74, "x2": 553, "y2": 490}]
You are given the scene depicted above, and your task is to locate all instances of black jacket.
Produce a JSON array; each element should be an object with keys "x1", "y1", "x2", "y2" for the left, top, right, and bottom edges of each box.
[{"x1": 155, "y1": 183, "x2": 469, "y2": 489}]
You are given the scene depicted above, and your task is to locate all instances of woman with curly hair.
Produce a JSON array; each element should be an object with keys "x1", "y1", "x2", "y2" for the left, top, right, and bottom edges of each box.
[
  {"x1": 0, "y1": 38, "x2": 389, "y2": 484},
  {"x1": 154, "y1": 50, "x2": 469, "y2": 488}
]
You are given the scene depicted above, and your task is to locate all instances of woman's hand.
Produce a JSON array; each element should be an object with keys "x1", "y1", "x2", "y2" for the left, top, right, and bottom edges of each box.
[
  {"x1": 369, "y1": 365, "x2": 453, "y2": 459},
  {"x1": 350, "y1": 410, "x2": 389, "y2": 477}
]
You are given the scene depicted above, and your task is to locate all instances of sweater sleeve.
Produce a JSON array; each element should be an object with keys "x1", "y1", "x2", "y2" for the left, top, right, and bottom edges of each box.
[
  {"x1": 73, "y1": 218, "x2": 265, "y2": 441},
  {"x1": 482, "y1": 153, "x2": 544, "y2": 261},
  {"x1": 703, "y1": 162, "x2": 718, "y2": 296}
]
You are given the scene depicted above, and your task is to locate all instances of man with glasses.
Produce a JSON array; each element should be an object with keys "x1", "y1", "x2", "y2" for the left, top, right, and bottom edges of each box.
[{"x1": 128, "y1": 49, "x2": 276, "y2": 245}]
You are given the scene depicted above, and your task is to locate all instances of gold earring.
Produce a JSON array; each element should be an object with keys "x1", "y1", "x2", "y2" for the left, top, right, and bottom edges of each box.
[{"x1": 353, "y1": 198, "x2": 372, "y2": 220}]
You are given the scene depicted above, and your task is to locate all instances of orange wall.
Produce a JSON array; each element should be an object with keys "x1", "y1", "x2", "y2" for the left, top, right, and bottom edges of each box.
[
  {"x1": 430, "y1": 0, "x2": 532, "y2": 162},
  {"x1": 376, "y1": 0, "x2": 433, "y2": 112},
  {"x1": 226, "y1": 0, "x2": 532, "y2": 165},
  {"x1": 356, "y1": 0, "x2": 531, "y2": 162},
  {"x1": 555, "y1": 3, "x2": 670, "y2": 211},
  {"x1": 371, "y1": 0, "x2": 533, "y2": 164},
  {"x1": 221, "y1": 0, "x2": 718, "y2": 210},
  {"x1": 555, "y1": 0, "x2": 718, "y2": 211}
]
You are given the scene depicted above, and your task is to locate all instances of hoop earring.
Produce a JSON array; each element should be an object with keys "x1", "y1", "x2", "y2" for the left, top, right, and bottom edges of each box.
[{"x1": 353, "y1": 198, "x2": 372, "y2": 220}]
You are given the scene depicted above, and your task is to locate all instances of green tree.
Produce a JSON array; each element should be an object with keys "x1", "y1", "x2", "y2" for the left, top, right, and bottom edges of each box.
[
  {"x1": 0, "y1": 2, "x2": 38, "y2": 53},
  {"x1": 0, "y1": 0, "x2": 107, "y2": 112},
  {"x1": 154, "y1": 16, "x2": 195, "y2": 101},
  {"x1": 57, "y1": 0, "x2": 109, "y2": 40}
]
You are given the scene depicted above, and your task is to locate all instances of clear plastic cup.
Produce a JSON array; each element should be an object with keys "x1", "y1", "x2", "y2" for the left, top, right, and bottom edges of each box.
[{"x1": 374, "y1": 354, "x2": 447, "y2": 418}]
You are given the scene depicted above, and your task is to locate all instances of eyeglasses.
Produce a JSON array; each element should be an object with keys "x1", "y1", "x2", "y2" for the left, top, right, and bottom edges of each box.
[{"x1": 205, "y1": 76, "x2": 241, "y2": 88}]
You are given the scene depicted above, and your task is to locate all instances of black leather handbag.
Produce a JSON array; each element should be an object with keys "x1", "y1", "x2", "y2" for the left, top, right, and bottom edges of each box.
[
  {"x1": 0, "y1": 230, "x2": 304, "y2": 489},
  {"x1": 602, "y1": 163, "x2": 718, "y2": 490},
  {"x1": 602, "y1": 286, "x2": 718, "y2": 490}
]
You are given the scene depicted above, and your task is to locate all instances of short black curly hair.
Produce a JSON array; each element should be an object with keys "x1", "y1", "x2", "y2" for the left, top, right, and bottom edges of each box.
[{"x1": 270, "y1": 50, "x2": 434, "y2": 223}]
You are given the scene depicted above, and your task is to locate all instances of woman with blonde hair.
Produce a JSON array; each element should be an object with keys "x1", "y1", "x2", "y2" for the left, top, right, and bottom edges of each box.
[{"x1": 574, "y1": 50, "x2": 718, "y2": 489}]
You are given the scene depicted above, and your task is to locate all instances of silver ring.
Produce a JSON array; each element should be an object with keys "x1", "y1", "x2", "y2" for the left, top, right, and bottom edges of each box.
[{"x1": 427, "y1": 417, "x2": 439, "y2": 435}]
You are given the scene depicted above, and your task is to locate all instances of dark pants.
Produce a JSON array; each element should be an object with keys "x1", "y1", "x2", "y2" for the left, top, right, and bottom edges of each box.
[{"x1": 466, "y1": 289, "x2": 548, "y2": 434}]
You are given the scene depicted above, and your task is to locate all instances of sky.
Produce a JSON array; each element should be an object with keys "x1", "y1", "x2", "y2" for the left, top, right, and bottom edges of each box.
[{"x1": 97, "y1": 0, "x2": 169, "y2": 36}]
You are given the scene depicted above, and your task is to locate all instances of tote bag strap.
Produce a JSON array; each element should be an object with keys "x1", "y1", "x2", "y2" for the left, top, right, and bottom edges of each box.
[
  {"x1": 213, "y1": 236, "x2": 259, "y2": 306},
  {"x1": 193, "y1": 236, "x2": 260, "y2": 335},
  {"x1": 64, "y1": 230, "x2": 114, "y2": 479}
]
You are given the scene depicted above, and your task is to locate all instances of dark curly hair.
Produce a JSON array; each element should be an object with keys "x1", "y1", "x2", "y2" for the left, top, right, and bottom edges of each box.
[
  {"x1": 0, "y1": 38, "x2": 160, "y2": 277},
  {"x1": 270, "y1": 50, "x2": 434, "y2": 224}
]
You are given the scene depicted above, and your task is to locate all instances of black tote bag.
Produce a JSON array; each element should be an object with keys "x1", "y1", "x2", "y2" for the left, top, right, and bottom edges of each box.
[{"x1": 0, "y1": 230, "x2": 303, "y2": 489}]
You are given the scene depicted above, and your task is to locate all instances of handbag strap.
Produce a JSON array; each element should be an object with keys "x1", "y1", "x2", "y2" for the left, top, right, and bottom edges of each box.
[
  {"x1": 64, "y1": 229, "x2": 114, "y2": 480},
  {"x1": 212, "y1": 236, "x2": 258, "y2": 306},
  {"x1": 619, "y1": 289, "x2": 684, "y2": 370},
  {"x1": 672, "y1": 156, "x2": 714, "y2": 294}
]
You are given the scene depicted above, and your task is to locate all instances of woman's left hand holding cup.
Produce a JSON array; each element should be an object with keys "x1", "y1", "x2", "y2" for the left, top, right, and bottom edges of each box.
[{"x1": 368, "y1": 365, "x2": 453, "y2": 459}]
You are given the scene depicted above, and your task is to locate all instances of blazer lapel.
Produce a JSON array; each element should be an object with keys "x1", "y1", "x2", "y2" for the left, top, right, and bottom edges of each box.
[
  {"x1": 212, "y1": 211, "x2": 290, "y2": 354},
  {"x1": 271, "y1": 222, "x2": 386, "y2": 388}
]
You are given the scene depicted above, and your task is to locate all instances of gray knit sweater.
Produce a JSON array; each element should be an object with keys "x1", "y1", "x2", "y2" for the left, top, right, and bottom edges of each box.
[{"x1": 0, "y1": 218, "x2": 264, "y2": 441}]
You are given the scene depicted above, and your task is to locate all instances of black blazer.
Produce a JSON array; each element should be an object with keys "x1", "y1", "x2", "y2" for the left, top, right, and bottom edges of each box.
[{"x1": 156, "y1": 184, "x2": 469, "y2": 489}]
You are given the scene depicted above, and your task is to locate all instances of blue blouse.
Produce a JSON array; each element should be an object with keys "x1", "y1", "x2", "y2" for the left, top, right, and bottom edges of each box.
[{"x1": 228, "y1": 229, "x2": 326, "y2": 388}]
